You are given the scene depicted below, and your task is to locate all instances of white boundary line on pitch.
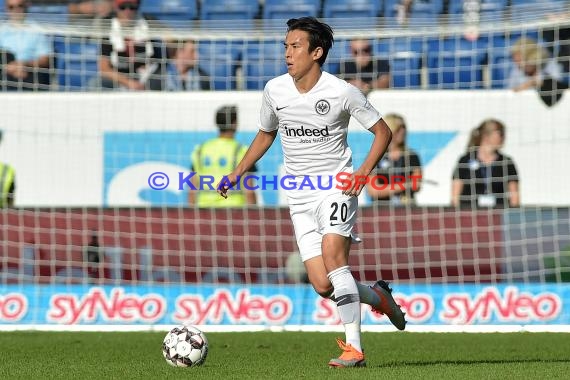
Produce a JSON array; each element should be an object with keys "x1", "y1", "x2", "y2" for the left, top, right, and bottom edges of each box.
[{"x1": 1, "y1": 325, "x2": 570, "y2": 333}]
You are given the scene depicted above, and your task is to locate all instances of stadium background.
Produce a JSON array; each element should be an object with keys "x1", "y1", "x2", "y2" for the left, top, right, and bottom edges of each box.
[{"x1": 0, "y1": 0, "x2": 570, "y2": 332}]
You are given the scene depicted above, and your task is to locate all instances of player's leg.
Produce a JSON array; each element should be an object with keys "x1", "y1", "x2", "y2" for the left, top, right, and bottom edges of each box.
[
  {"x1": 302, "y1": 237, "x2": 406, "y2": 331},
  {"x1": 302, "y1": 249, "x2": 381, "y2": 307},
  {"x1": 302, "y1": 241, "x2": 366, "y2": 368},
  {"x1": 322, "y1": 233, "x2": 366, "y2": 363},
  {"x1": 303, "y1": 255, "x2": 332, "y2": 296},
  {"x1": 290, "y1": 203, "x2": 334, "y2": 297},
  {"x1": 291, "y1": 200, "x2": 364, "y2": 367},
  {"x1": 319, "y1": 194, "x2": 406, "y2": 331},
  {"x1": 321, "y1": 233, "x2": 362, "y2": 352},
  {"x1": 318, "y1": 194, "x2": 366, "y2": 367}
]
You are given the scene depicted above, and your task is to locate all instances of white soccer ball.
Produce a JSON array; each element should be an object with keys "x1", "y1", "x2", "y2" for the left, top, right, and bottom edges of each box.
[{"x1": 162, "y1": 325, "x2": 209, "y2": 368}]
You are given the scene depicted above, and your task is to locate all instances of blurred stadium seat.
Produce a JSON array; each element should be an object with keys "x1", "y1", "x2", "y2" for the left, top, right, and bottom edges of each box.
[
  {"x1": 200, "y1": 0, "x2": 259, "y2": 22},
  {"x1": 27, "y1": 4, "x2": 69, "y2": 23},
  {"x1": 262, "y1": 0, "x2": 320, "y2": 29},
  {"x1": 373, "y1": 37, "x2": 423, "y2": 88},
  {"x1": 383, "y1": 0, "x2": 443, "y2": 27},
  {"x1": 198, "y1": 40, "x2": 242, "y2": 90},
  {"x1": 384, "y1": 0, "x2": 444, "y2": 17},
  {"x1": 389, "y1": 38, "x2": 424, "y2": 88},
  {"x1": 323, "y1": 38, "x2": 345, "y2": 74},
  {"x1": 263, "y1": 0, "x2": 320, "y2": 19},
  {"x1": 510, "y1": 0, "x2": 567, "y2": 5},
  {"x1": 410, "y1": 0, "x2": 444, "y2": 16},
  {"x1": 242, "y1": 40, "x2": 287, "y2": 90},
  {"x1": 383, "y1": 13, "x2": 441, "y2": 28},
  {"x1": 510, "y1": 0, "x2": 567, "y2": 21},
  {"x1": 487, "y1": 34, "x2": 512, "y2": 89},
  {"x1": 447, "y1": 0, "x2": 507, "y2": 23},
  {"x1": 322, "y1": 0, "x2": 383, "y2": 19},
  {"x1": 448, "y1": 0, "x2": 507, "y2": 14},
  {"x1": 427, "y1": 36, "x2": 488, "y2": 89},
  {"x1": 140, "y1": 0, "x2": 197, "y2": 27},
  {"x1": 54, "y1": 37, "x2": 99, "y2": 91}
]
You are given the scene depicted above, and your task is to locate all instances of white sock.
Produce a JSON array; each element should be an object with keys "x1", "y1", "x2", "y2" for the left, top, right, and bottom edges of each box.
[
  {"x1": 327, "y1": 266, "x2": 362, "y2": 353},
  {"x1": 327, "y1": 283, "x2": 380, "y2": 309}
]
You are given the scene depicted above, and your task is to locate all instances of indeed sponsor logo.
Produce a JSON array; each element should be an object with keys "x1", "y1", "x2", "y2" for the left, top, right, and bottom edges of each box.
[{"x1": 283, "y1": 125, "x2": 330, "y2": 137}]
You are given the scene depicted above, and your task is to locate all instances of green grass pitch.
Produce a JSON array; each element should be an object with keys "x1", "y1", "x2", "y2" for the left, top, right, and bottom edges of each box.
[{"x1": 1, "y1": 331, "x2": 569, "y2": 379}]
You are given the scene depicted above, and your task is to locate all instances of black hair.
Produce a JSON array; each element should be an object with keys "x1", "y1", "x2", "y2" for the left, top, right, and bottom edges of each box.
[
  {"x1": 286, "y1": 17, "x2": 334, "y2": 66},
  {"x1": 216, "y1": 105, "x2": 237, "y2": 131}
]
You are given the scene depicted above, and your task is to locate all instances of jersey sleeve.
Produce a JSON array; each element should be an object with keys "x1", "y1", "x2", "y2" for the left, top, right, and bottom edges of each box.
[
  {"x1": 257, "y1": 87, "x2": 279, "y2": 132},
  {"x1": 343, "y1": 83, "x2": 381, "y2": 130},
  {"x1": 506, "y1": 157, "x2": 519, "y2": 182},
  {"x1": 452, "y1": 155, "x2": 468, "y2": 180},
  {"x1": 410, "y1": 151, "x2": 421, "y2": 169}
]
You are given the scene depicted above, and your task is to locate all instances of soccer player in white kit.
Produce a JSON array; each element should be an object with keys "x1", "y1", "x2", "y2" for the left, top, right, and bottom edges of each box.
[{"x1": 218, "y1": 17, "x2": 406, "y2": 367}]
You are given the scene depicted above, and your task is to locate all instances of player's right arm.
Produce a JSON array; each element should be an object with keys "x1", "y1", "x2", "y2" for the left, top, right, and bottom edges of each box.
[
  {"x1": 217, "y1": 130, "x2": 277, "y2": 199},
  {"x1": 218, "y1": 87, "x2": 279, "y2": 199}
]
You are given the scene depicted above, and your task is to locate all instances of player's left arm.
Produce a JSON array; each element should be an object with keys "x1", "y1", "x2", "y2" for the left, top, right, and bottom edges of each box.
[{"x1": 344, "y1": 119, "x2": 392, "y2": 197}]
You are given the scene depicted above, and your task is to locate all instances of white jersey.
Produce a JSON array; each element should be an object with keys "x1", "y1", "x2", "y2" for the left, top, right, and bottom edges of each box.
[{"x1": 258, "y1": 71, "x2": 382, "y2": 203}]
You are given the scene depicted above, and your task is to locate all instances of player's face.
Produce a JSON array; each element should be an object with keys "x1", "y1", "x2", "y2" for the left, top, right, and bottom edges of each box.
[{"x1": 284, "y1": 30, "x2": 322, "y2": 81}]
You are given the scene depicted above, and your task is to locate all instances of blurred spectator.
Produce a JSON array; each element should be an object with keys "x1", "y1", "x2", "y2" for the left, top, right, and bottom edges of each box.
[
  {"x1": 452, "y1": 119, "x2": 519, "y2": 209},
  {"x1": 508, "y1": 37, "x2": 563, "y2": 92},
  {"x1": 68, "y1": 0, "x2": 113, "y2": 19},
  {"x1": 542, "y1": 11, "x2": 570, "y2": 74},
  {"x1": 0, "y1": 130, "x2": 16, "y2": 208},
  {"x1": 367, "y1": 113, "x2": 422, "y2": 206},
  {"x1": 165, "y1": 40, "x2": 210, "y2": 91},
  {"x1": 508, "y1": 37, "x2": 568, "y2": 106},
  {"x1": 339, "y1": 39, "x2": 390, "y2": 95},
  {"x1": 189, "y1": 105, "x2": 257, "y2": 207},
  {"x1": 0, "y1": 0, "x2": 52, "y2": 91},
  {"x1": 461, "y1": 0, "x2": 482, "y2": 41},
  {"x1": 396, "y1": 0, "x2": 413, "y2": 26},
  {"x1": 89, "y1": 0, "x2": 165, "y2": 91}
]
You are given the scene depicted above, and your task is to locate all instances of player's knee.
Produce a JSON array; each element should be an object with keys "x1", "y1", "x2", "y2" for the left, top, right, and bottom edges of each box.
[{"x1": 316, "y1": 286, "x2": 334, "y2": 299}]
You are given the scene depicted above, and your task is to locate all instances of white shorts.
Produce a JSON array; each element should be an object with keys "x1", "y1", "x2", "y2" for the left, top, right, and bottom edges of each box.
[{"x1": 289, "y1": 192, "x2": 361, "y2": 262}]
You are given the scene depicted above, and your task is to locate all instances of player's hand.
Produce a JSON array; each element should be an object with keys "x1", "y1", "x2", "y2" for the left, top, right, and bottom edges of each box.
[
  {"x1": 342, "y1": 170, "x2": 369, "y2": 197},
  {"x1": 217, "y1": 173, "x2": 239, "y2": 199}
]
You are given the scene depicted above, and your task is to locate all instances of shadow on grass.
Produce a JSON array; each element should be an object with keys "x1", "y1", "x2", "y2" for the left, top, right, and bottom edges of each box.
[{"x1": 375, "y1": 358, "x2": 570, "y2": 368}]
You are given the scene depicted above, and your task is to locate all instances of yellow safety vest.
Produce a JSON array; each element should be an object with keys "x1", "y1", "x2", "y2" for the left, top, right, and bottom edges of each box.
[
  {"x1": 0, "y1": 162, "x2": 15, "y2": 208},
  {"x1": 191, "y1": 138, "x2": 248, "y2": 207}
]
